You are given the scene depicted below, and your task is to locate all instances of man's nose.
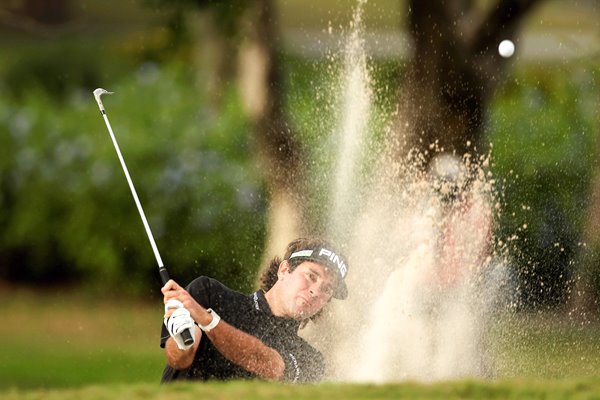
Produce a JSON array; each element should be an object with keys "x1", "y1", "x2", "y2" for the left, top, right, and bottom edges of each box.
[{"x1": 309, "y1": 282, "x2": 323, "y2": 298}]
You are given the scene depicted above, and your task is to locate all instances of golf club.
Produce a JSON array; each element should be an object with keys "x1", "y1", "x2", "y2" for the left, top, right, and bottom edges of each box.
[{"x1": 93, "y1": 88, "x2": 194, "y2": 346}]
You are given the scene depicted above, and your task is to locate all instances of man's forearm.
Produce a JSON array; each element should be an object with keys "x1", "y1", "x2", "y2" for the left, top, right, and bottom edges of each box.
[
  {"x1": 165, "y1": 330, "x2": 201, "y2": 369},
  {"x1": 205, "y1": 320, "x2": 285, "y2": 380}
]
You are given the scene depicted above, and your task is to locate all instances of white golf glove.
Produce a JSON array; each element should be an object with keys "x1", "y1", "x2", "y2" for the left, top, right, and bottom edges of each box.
[{"x1": 164, "y1": 299, "x2": 196, "y2": 350}]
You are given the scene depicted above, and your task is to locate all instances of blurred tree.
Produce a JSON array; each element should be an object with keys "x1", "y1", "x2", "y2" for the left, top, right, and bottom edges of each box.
[
  {"x1": 146, "y1": 0, "x2": 306, "y2": 265},
  {"x1": 393, "y1": 0, "x2": 544, "y2": 166},
  {"x1": 395, "y1": 0, "x2": 600, "y2": 315},
  {"x1": 145, "y1": 0, "x2": 246, "y2": 105},
  {"x1": 570, "y1": 133, "x2": 600, "y2": 317},
  {"x1": 21, "y1": 0, "x2": 71, "y2": 25},
  {"x1": 149, "y1": 0, "x2": 556, "y2": 270},
  {"x1": 0, "y1": 0, "x2": 73, "y2": 35},
  {"x1": 237, "y1": 0, "x2": 307, "y2": 262}
]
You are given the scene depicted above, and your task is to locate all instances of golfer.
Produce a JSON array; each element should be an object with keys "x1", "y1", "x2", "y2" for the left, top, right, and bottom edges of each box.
[{"x1": 160, "y1": 237, "x2": 349, "y2": 383}]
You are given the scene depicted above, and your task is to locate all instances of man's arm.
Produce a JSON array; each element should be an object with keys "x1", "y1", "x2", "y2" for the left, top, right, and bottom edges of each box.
[
  {"x1": 164, "y1": 327, "x2": 202, "y2": 369},
  {"x1": 204, "y1": 319, "x2": 285, "y2": 380},
  {"x1": 162, "y1": 279, "x2": 285, "y2": 380}
]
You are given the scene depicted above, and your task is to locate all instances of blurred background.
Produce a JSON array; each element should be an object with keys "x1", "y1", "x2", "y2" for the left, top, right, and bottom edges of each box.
[{"x1": 1, "y1": 0, "x2": 599, "y2": 390}]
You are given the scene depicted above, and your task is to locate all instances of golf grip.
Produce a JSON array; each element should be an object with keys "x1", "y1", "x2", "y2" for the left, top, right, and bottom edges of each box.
[{"x1": 160, "y1": 267, "x2": 194, "y2": 346}]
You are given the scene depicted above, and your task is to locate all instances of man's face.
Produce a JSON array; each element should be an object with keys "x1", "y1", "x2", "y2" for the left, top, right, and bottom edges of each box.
[{"x1": 277, "y1": 261, "x2": 336, "y2": 320}]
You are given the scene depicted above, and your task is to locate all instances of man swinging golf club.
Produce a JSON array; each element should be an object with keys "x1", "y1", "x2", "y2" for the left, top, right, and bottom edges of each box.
[
  {"x1": 91, "y1": 88, "x2": 349, "y2": 383},
  {"x1": 160, "y1": 237, "x2": 350, "y2": 383}
]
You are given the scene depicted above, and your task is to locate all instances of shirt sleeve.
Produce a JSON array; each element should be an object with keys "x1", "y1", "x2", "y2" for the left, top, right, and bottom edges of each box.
[{"x1": 159, "y1": 276, "x2": 214, "y2": 348}]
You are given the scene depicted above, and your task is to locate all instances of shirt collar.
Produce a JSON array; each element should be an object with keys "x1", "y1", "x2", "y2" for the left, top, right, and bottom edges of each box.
[
  {"x1": 251, "y1": 290, "x2": 301, "y2": 331},
  {"x1": 252, "y1": 290, "x2": 272, "y2": 314}
]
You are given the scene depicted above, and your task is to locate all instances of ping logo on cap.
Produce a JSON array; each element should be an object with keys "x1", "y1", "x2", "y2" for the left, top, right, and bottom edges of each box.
[
  {"x1": 318, "y1": 248, "x2": 348, "y2": 278},
  {"x1": 289, "y1": 248, "x2": 348, "y2": 279}
]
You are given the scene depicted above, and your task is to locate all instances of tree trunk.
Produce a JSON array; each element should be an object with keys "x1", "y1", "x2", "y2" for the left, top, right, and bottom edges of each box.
[
  {"x1": 188, "y1": 10, "x2": 238, "y2": 111},
  {"x1": 237, "y1": 0, "x2": 307, "y2": 263},
  {"x1": 569, "y1": 139, "x2": 600, "y2": 318},
  {"x1": 394, "y1": 0, "x2": 543, "y2": 168},
  {"x1": 22, "y1": 0, "x2": 70, "y2": 25}
]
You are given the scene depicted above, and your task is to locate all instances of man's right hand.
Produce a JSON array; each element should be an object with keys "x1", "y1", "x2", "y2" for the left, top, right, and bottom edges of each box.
[{"x1": 164, "y1": 299, "x2": 196, "y2": 350}]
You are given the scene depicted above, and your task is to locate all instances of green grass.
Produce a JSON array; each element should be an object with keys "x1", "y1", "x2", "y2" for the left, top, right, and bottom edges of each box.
[
  {"x1": 0, "y1": 287, "x2": 165, "y2": 390},
  {"x1": 491, "y1": 313, "x2": 600, "y2": 379},
  {"x1": 1, "y1": 286, "x2": 600, "y2": 399},
  {"x1": 3, "y1": 378, "x2": 600, "y2": 400}
]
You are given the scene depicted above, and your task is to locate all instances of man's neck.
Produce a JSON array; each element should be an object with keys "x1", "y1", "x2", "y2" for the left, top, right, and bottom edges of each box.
[{"x1": 264, "y1": 288, "x2": 285, "y2": 317}]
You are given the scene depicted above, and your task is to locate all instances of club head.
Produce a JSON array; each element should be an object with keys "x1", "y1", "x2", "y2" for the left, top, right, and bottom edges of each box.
[{"x1": 93, "y1": 88, "x2": 114, "y2": 111}]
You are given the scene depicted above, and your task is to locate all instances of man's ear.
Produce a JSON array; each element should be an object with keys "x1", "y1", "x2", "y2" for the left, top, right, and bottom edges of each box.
[{"x1": 278, "y1": 260, "x2": 290, "y2": 278}]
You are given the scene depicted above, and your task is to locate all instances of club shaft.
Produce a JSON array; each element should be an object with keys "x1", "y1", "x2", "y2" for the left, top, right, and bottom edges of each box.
[
  {"x1": 95, "y1": 91, "x2": 193, "y2": 346},
  {"x1": 100, "y1": 110, "x2": 165, "y2": 270}
]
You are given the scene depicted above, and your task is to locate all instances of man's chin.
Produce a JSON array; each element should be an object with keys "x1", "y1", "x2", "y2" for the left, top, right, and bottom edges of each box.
[{"x1": 294, "y1": 308, "x2": 316, "y2": 321}]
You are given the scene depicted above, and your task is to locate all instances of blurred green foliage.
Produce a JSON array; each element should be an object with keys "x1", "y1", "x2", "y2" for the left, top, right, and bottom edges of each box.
[
  {"x1": 1, "y1": 18, "x2": 599, "y2": 309},
  {"x1": 144, "y1": 0, "x2": 247, "y2": 36},
  {"x1": 0, "y1": 52, "x2": 266, "y2": 295},
  {"x1": 1, "y1": 38, "x2": 132, "y2": 100},
  {"x1": 488, "y1": 62, "x2": 600, "y2": 309}
]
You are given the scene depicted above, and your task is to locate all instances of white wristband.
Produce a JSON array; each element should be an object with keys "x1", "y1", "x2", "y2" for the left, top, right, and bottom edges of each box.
[{"x1": 198, "y1": 308, "x2": 221, "y2": 332}]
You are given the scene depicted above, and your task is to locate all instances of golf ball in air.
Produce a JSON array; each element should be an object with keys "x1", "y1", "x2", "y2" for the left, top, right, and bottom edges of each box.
[{"x1": 498, "y1": 39, "x2": 515, "y2": 58}]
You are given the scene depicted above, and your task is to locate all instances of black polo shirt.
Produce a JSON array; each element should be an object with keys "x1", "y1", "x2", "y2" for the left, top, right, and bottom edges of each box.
[{"x1": 160, "y1": 276, "x2": 325, "y2": 383}]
